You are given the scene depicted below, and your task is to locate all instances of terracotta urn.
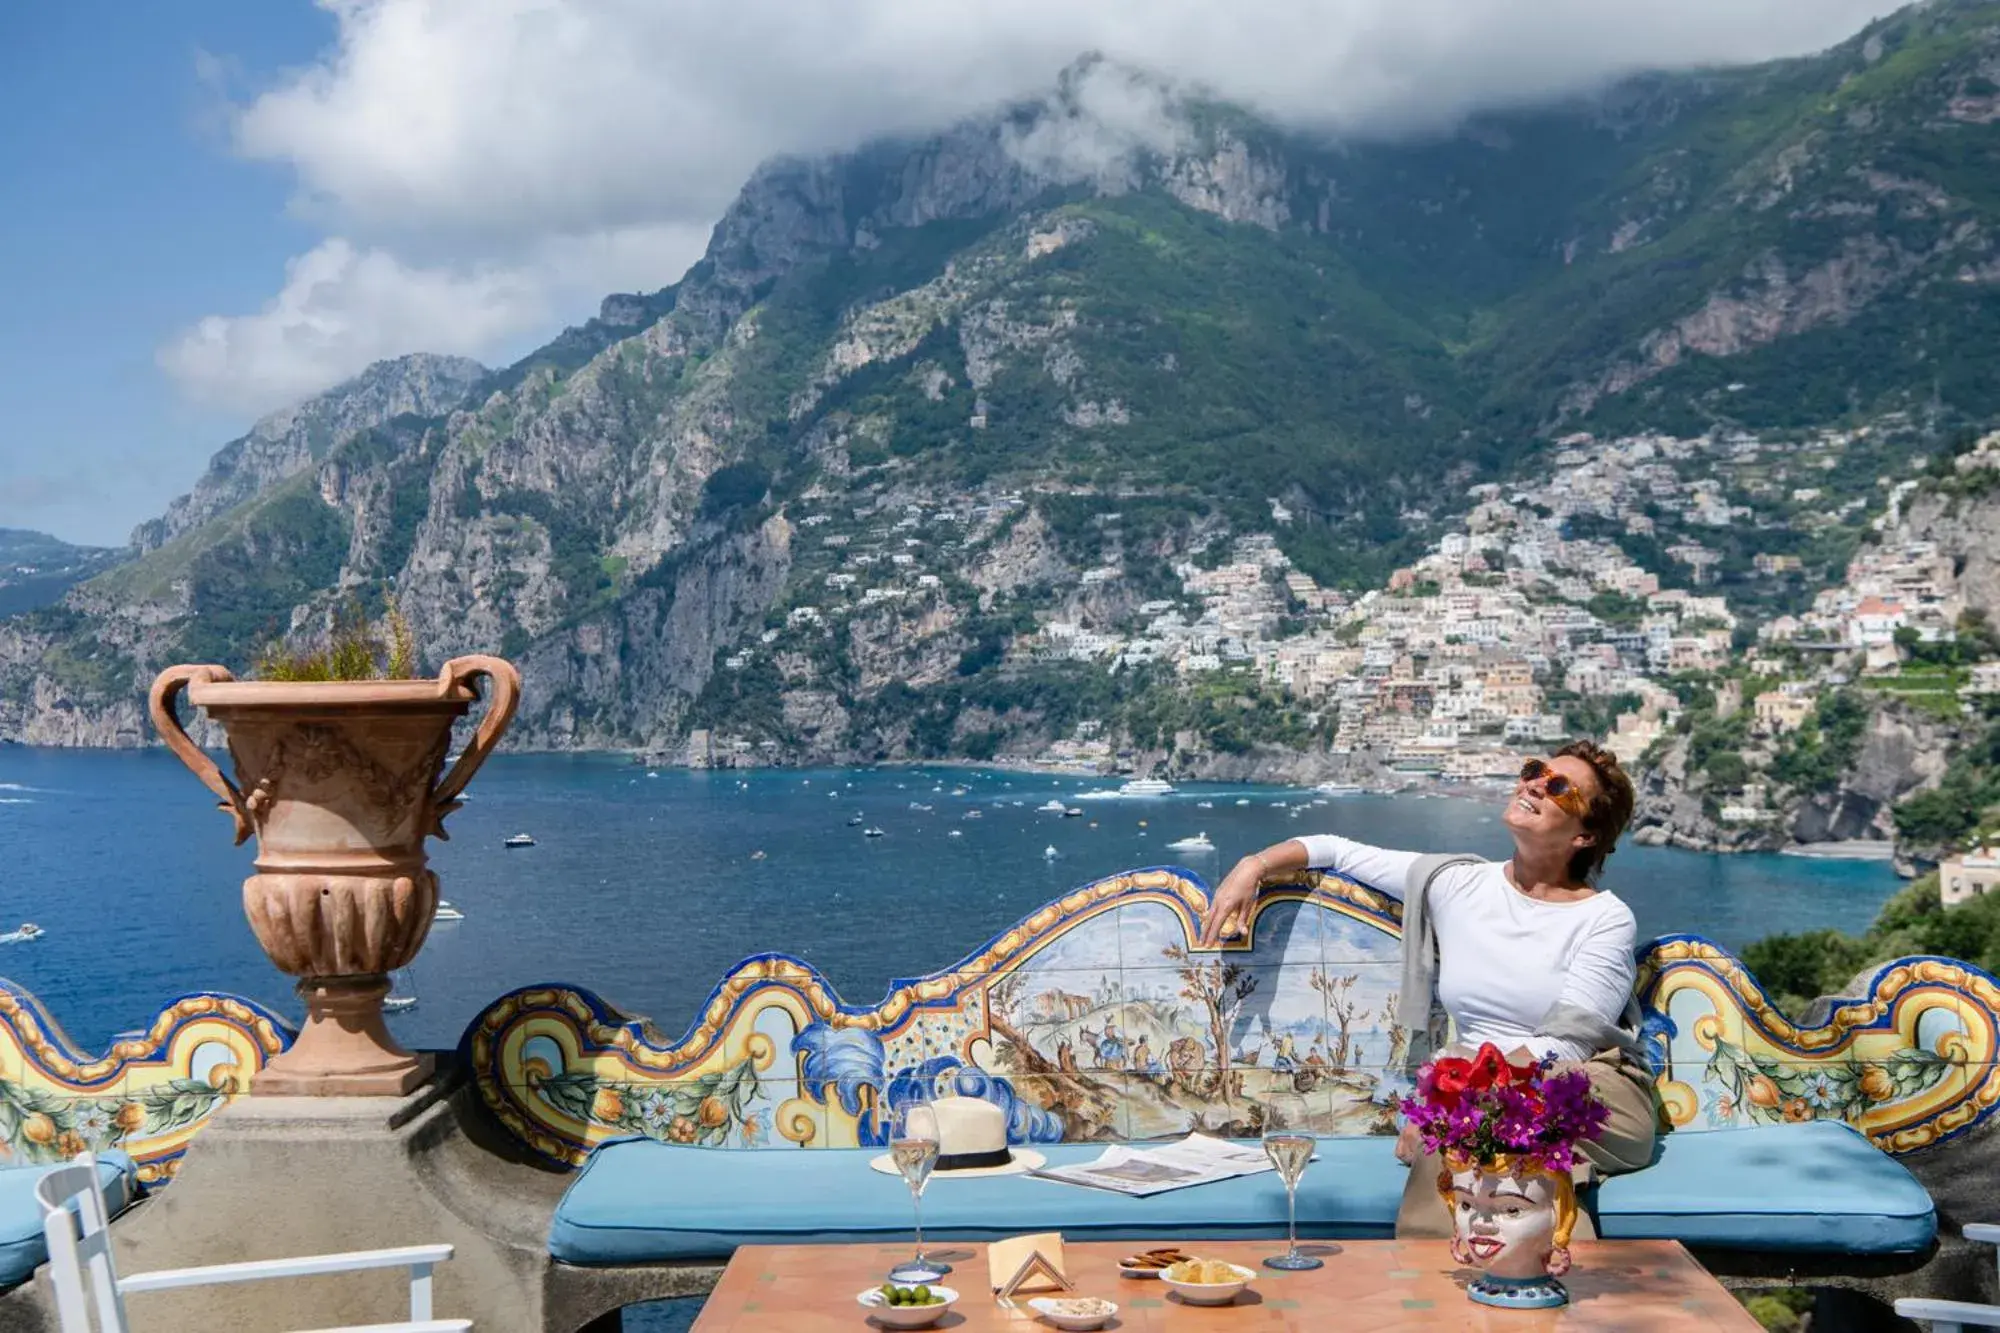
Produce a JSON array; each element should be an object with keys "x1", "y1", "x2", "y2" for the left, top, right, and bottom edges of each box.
[
  {"x1": 1438, "y1": 1155, "x2": 1578, "y2": 1309},
  {"x1": 150, "y1": 656, "x2": 519, "y2": 1096}
]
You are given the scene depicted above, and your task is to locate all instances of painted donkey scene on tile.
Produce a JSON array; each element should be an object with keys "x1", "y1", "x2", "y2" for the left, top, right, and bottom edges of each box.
[{"x1": 464, "y1": 866, "x2": 2000, "y2": 1169}]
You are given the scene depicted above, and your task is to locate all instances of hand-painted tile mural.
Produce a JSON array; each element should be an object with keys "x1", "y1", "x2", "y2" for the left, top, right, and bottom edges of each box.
[
  {"x1": 461, "y1": 863, "x2": 2000, "y2": 1170},
  {"x1": 0, "y1": 979, "x2": 293, "y2": 1186}
]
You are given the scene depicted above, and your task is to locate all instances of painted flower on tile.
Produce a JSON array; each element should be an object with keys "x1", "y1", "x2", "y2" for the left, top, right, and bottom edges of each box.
[
  {"x1": 667, "y1": 1116, "x2": 698, "y2": 1144},
  {"x1": 1858, "y1": 1065, "x2": 1897, "y2": 1103},
  {"x1": 740, "y1": 1110, "x2": 770, "y2": 1148},
  {"x1": 73, "y1": 1105, "x2": 113, "y2": 1146},
  {"x1": 1800, "y1": 1072, "x2": 1840, "y2": 1111},
  {"x1": 636, "y1": 1091, "x2": 674, "y2": 1133}
]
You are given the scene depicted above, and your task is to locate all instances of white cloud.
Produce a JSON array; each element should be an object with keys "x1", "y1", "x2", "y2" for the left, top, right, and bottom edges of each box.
[
  {"x1": 168, "y1": 0, "x2": 1895, "y2": 412},
  {"x1": 158, "y1": 225, "x2": 705, "y2": 415}
]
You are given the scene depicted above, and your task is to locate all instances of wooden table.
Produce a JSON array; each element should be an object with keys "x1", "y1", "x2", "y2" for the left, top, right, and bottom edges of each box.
[{"x1": 689, "y1": 1239, "x2": 1761, "y2": 1331}]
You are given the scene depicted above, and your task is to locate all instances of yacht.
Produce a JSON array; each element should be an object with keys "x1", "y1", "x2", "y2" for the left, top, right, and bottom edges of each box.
[
  {"x1": 1062, "y1": 807, "x2": 1083, "y2": 818},
  {"x1": 1037, "y1": 800, "x2": 1067, "y2": 813},
  {"x1": 1315, "y1": 782, "x2": 1365, "y2": 796},
  {"x1": 1117, "y1": 778, "x2": 1176, "y2": 796},
  {"x1": 433, "y1": 901, "x2": 465, "y2": 923},
  {"x1": 1166, "y1": 832, "x2": 1216, "y2": 852},
  {"x1": 1, "y1": 923, "x2": 43, "y2": 944},
  {"x1": 504, "y1": 833, "x2": 536, "y2": 849},
  {"x1": 864, "y1": 826, "x2": 885, "y2": 838}
]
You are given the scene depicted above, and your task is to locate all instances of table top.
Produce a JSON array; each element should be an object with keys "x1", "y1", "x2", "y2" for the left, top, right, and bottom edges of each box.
[{"x1": 689, "y1": 1239, "x2": 1761, "y2": 1332}]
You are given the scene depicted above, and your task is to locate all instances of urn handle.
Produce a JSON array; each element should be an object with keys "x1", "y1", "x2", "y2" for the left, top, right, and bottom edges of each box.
[
  {"x1": 429, "y1": 655, "x2": 521, "y2": 828},
  {"x1": 148, "y1": 664, "x2": 253, "y2": 845}
]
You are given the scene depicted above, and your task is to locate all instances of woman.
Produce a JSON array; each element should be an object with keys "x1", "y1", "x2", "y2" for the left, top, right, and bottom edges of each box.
[{"x1": 1199, "y1": 740, "x2": 1660, "y2": 1237}]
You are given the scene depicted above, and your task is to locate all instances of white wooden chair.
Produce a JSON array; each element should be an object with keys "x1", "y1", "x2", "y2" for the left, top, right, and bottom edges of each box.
[
  {"x1": 35, "y1": 1152, "x2": 470, "y2": 1333},
  {"x1": 1896, "y1": 1223, "x2": 2000, "y2": 1331}
]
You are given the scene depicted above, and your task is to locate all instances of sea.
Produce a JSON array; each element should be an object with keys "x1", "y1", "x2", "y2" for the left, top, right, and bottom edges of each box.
[
  {"x1": 0, "y1": 747, "x2": 1903, "y2": 1054},
  {"x1": 0, "y1": 747, "x2": 1903, "y2": 1331}
]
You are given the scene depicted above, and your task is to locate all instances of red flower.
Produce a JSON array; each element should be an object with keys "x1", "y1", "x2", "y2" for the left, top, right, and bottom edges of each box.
[
  {"x1": 1468, "y1": 1043, "x2": 1511, "y2": 1091},
  {"x1": 1430, "y1": 1057, "x2": 1474, "y2": 1099}
]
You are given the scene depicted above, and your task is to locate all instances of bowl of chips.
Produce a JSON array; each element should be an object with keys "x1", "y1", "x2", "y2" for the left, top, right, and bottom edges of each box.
[{"x1": 1161, "y1": 1258, "x2": 1255, "y2": 1305}]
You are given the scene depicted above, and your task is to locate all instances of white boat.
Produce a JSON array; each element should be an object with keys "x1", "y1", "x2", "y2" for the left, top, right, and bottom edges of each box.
[
  {"x1": 964, "y1": 809, "x2": 982, "y2": 819},
  {"x1": 1315, "y1": 782, "x2": 1364, "y2": 796},
  {"x1": 1118, "y1": 779, "x2": 1176, "y2": 796},
  {"x1": 950, "y1": 787, "x2": 968, "y2": 796},
  {"x1": 910, "y1": 802, "x2": 934, "y2": 811},
  {"x1": 864, "y1": 827, "x2": 885, "y2": 838},
  {"x1": 1196, "y1": 800, "x2": 1214, "y2": 809},
  {"x1": 1043, "y1": 845, "x2": 1060, "y2": 860},
  {"x1": 1166, "y1": 832, "x2": 1216, "y2": 852},
  {"x1": 948, "y1": 829, "x2": 963, "y2": 838},
  {"x1": 433, "y1": 901, "x2": 464, "y2": 923},
  {"x1": 1037, "y1": 800, "x2": 1067, "y2": 813},
  {"x1": 384, "y1": 969, "x2": 417, "y2": 1013},
  {"x1": 1, "y1": 923, "x2": 44, "y2": 944},
  {"x1": 1234, "y1": 798, "x2": 1250, "y2": 806},
  {"x1": 847, "y1": 814, "x2": 865, "y2": 826},
  {"x1": 504, "y1": 833, "x2": 536, "y2": 848},
  {"x1": 1063, "y1": 807, "x2": 1083, "y2": 817}
]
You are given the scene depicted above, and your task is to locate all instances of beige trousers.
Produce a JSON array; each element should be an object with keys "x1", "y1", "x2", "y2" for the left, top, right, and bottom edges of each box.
[{"x1": 1393, "y1": 1048, "x2": 1664, "y2": 1240}]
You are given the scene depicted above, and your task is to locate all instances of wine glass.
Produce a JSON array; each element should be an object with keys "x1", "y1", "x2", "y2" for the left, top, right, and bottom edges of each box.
[
  {"x1": 1262, "y1": 1093, "x2": 1328, "y2": 1270},
  {"x1": 886, "y1": 1079, "x2": 952, "y2": 1283}
]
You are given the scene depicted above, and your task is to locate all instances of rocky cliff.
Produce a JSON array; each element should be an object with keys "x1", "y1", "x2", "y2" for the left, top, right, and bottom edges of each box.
[{"x1": 8, "y1": 4, "x2": 2000, "y2": 763}]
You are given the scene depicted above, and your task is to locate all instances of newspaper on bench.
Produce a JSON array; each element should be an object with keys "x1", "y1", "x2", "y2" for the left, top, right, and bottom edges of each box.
[{"x1": 1026, "y1": 1133, "x2": 1313, "y2": 1197}]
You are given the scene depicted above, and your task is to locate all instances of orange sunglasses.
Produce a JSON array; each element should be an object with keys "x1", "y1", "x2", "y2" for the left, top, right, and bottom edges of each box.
[{"x1": 1518, "y1": 758, "x2": 1593, "y2": 820}]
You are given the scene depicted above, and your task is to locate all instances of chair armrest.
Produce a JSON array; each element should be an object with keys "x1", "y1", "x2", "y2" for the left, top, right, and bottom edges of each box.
[
  {"x1": 1964, "y1": 1224, "x2": 2000, "y2": 1247},
  {"x1": 290, "y1": 1322, "x2": 471, "y2": 1333},
  {"x1": 1896, "y1": 1297, "x2": 2000, "y2": 1329},
  {"x1": 120, "y1": 1244, "x2": 455, "y2": 1294}
]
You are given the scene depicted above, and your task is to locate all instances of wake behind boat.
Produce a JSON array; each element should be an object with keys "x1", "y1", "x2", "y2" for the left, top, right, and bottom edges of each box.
[{"x1": 0, "y1": 923, "x2": 43, "y2": 944}]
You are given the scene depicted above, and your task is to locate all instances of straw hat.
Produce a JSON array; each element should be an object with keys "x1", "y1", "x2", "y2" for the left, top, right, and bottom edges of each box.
[{"x1": 868, "y1": 1095, "x2": 1047, "y2": 1178}]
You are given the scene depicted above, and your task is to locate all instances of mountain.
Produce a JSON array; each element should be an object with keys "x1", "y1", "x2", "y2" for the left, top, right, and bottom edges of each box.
[
  {"x1": 6, "y1": 1, "x2": 2000, "y2": 756},
  {"x1": 0, "y1": 530, "x2": 125, "y2": 619}
]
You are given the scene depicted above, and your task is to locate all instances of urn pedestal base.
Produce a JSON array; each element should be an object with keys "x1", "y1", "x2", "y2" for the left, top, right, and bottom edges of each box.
[{"x1": 253, "y1": 976, "x2": 432, "y2": 1097}]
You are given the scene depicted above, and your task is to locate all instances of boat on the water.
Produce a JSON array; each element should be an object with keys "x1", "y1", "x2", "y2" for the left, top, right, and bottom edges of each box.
[
  {"x1": 864, "y1": 827, "x2": 885, "y2": 838},
  {"x1": 1, "y1": 923, "x2": 44, "y2": 944},
  {"x1": 1166, "y1": 832, "x2": 1216, "y2": 852},
  {"x1": 964, "y1": 809, "x2": 982, "y2": 819},
  {"x1": 433, "y1": 901, "x2": 465, "y2": 923},
  {"x1": 1315, "y1": 782, "x2": 1364, "y2": 796},
  {"x1": 384, "y1": 969, "x2": 417, "y2": 1013},
  {"x1": 1037, "y1": 799, "x2": 1067, "y2": 813},
  {"x1": 1042, "y1": 845, "x2": 1060, "y2": 860},
  {"x1": 1196, "y1": 800, "x2": 1214, "y2": 809},
  {"x1": 846, "y1": 814, "x2": 865, "y2": 827},
  {"x1": 1063, "y1": 807, "x2": 1083, "y2": 817},
  {"x1": 504, "y1": 833, "x2": 536, "y2": 848},
  {"x1": 1118, "y1": 778, "x2": 1176, "y2": 796}
]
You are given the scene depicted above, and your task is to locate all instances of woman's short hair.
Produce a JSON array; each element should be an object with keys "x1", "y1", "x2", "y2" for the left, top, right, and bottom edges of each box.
[{"x1": 1555, "y1": 739, "x2": 1635, "y2": 885}]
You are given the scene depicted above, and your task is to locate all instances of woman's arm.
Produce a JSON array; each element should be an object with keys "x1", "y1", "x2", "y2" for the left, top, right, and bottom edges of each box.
[
  {"x1": 1197, "y1": 835, "x2": 1421, "y2": 946},
  {"x1": 1525, "y1": 907, "x2": 1639, "y2": 1061}
]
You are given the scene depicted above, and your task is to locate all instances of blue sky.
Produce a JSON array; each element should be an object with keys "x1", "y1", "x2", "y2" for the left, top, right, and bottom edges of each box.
[
  {"x1": 0, "y1": 0, "x2": 1892, "y2": 550},
  {"x1": 0, "y1": 3, "x2": 332, "y2": 546}
]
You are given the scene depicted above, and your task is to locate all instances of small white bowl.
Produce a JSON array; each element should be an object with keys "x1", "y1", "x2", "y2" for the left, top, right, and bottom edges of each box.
[
  {"x1": 1161, "y1": 1261, "x2": 1254, "y2": 1306},
  {"x1": 1027, "y1": 1295, "x2": 1119, "y2": 1330},
  {"x1": 856, "y1": 1284, "x2": 958, "y2": 1329}
]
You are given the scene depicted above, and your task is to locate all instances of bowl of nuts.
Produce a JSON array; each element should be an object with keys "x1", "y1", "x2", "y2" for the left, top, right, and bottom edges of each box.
[{"x1": 1027, "y1": 1295, "x2": 1119, "y2": 1330}]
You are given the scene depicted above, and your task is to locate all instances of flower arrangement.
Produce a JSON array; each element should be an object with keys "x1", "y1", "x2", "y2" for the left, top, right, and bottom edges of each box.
[{"x1": 1400, "y1": 1042, "x2": 1610, "y2": 1175}]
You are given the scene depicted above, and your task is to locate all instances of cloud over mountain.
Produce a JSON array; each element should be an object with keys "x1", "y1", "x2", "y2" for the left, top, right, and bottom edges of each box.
[{"x1": 164, "y1": 0, "x2": 1895, "y2": 414}]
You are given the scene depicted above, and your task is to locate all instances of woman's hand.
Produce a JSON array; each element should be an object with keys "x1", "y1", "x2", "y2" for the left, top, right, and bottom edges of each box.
[{"x1": 1199, "y1": 856, "x2": 1267, "y2": 946}]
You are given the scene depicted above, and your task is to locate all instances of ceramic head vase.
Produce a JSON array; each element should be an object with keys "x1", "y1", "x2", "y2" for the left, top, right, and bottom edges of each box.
[
  {"x1": 150, "y1": 655, "x2": 519, "y2": 1096},
  {"x1": 1402, "y1": 1042, "x2": 1609, "y2": 1310}
]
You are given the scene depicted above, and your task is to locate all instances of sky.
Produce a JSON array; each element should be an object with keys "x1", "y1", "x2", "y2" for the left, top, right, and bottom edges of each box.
[{"x1": 0, "y1": 0, "x2": 1899, "y2": 549}]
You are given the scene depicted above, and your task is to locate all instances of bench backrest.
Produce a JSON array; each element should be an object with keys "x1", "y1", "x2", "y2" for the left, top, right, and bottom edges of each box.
[
  {"x1": 0, "y1": 979, "x2": 292, "y2": 1189},
  {"x1": 461, "y1": 867, "x2": 2000, "y2": 1168}
]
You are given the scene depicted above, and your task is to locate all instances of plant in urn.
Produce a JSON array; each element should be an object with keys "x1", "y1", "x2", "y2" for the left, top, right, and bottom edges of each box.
[
  {"x1": 1402, "y1": 1043, "x2": 1609, "y2": 1310},
  {"x1": 150, "y1": 609, "x2": 519, "y2": 1096}
]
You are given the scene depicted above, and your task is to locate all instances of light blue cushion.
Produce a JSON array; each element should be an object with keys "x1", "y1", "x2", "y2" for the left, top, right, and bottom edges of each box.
[
  {"x1": 1596, "y1": 1121, "x2": 1935, "y2": 1253},
  {"x1": 549, "y1": 1126, "x2": 1935, "y2": 1265},
  {"x1": 0, "y1": 1152, "x2": 140, "y2": 1288}
]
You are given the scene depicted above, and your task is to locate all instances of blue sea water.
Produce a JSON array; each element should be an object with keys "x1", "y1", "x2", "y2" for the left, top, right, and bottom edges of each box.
[{"x1": 0, "y1": 747, "x2": 1904, "y2": 1055}]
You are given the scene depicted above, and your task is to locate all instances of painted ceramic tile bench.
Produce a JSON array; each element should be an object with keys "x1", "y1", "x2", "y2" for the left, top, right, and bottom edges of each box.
[{"x1": 450, "y1": 868, "x2": 1987, "y2": 1267}]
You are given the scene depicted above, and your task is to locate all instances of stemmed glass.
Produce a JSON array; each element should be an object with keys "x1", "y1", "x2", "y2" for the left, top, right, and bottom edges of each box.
[
  {"x1": 1262, "y1": 1093, "x2": 1327, "y2": 1271},
  {"x1": 886, "y1": 1080, "x2": 952, "y2": 1283}
]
